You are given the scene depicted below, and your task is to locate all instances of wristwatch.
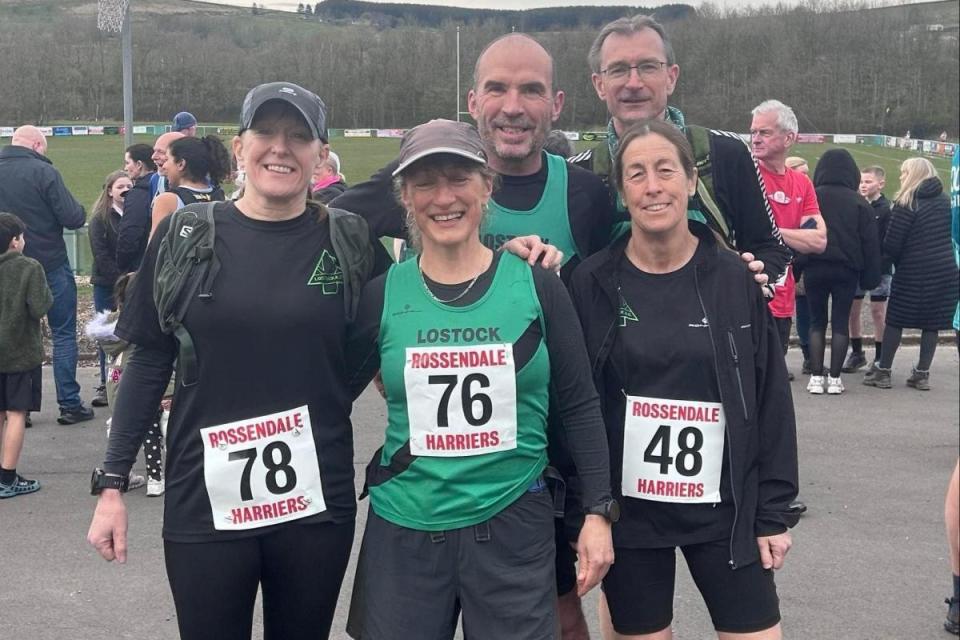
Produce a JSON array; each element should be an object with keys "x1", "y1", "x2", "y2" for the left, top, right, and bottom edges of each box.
[
  {"x1": 90, "y1": 468, "x2": 129, "y2": 495},
  {"x1": 585, "y1": 498, "x2": 621, "y2": 523}
]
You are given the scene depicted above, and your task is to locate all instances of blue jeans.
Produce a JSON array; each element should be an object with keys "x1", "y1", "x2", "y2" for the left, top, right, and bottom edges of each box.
[
  {"x1": 93, "y1": 284, "x2": 116, "y2": 386},
  {"x1": 45, "y1": 263, "x2": 81, "y2": 410}
]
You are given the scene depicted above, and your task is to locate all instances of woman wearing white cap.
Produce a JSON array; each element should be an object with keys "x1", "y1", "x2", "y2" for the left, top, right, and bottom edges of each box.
[
  {"x1": 87, "y1": 82, "x2": 392, "y2": 640},
  {"x1": 345, "y1": 119, "x2": 615, "y2": 639}
]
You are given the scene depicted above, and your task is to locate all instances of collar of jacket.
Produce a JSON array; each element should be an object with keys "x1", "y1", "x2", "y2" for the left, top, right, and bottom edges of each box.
[
  {"x1": 590, "y1": 220, "x2": 721, "y2": 304},
  {"x1": 0, "y1": 144, "x2": 52, "y2": 165}
]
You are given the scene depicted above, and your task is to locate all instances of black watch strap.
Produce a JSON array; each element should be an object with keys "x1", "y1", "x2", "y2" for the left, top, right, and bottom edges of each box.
[
  {"x1": 91, "y1": 468, "x2": 129, "y2": 495},
  {"x1": 585, "y1": 498, "x2": 620, "y2": 523}
]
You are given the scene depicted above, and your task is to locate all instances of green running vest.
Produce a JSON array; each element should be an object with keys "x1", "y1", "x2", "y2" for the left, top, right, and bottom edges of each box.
[
  {"x1": 371, "y1": 253, "x2": 550, "y2": 530},
  {"x1": 482, "y1": 152, "x2": 579, "y2": 266}
]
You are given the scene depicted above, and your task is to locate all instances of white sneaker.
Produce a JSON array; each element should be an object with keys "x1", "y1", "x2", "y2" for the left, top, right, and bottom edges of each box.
[
  {"x1": 127, "y1": 472, "x2": 146, "y2": 490},
  {"x1": 146, "y1": 477, "x2": 164, "y2": 497},
  {"x1": 807, "y1": 375, "x2": 825, "y2": 394},
  {"x1": 826, "y1": 375, "x2": 844, "y2": 395}
]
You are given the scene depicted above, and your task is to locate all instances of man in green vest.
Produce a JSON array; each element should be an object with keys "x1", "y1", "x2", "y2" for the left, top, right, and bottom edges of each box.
[{"x1": 569, "y1": 14, "x2": 791, "y2": 288}]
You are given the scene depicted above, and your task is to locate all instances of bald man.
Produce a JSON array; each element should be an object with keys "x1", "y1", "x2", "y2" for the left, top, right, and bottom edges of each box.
[
  {"x1": 115, "y1": 131, "x2": 184, "y2": 272},
  {"x1": 336, "y1": 34, "x2": 618, "y2": 640},
  {"x1": 0, "y1": 125, "x2": 94, "y2": 424}
]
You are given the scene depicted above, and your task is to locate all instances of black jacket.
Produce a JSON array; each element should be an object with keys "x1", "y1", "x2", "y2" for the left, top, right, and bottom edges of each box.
[
  {"x1": 871, "y1": 194, "x2": 894, "y2": 276},
  {"x1": 884, "y1": 178, "x2": 959, "y2": 330},
  {"x1": 88, "y1": 207, "x2": 122, "y2": 287},
  {"x1": 0, "y1": 145, "x2": 86, "y2": 272},
  {"x1": 569, "y1": 222, "x2": 798, "y2": 569},
  {"x1": 811, "y1": 149, "x2": 882, "y2": 290},
  {"x1": 569, "y1": 126, "x2": 791, "y2": 286},
  {"x1": 312, "y1": 178, "x2": 348, "y2": 204},
  {"x1": 116, "y1": 172, "x2": 154, "y2": 272}
]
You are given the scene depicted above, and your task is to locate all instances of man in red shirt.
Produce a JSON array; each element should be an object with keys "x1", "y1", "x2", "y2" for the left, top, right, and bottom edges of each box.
[{"x1": 750, "y1": 99, "x2": 827, "y2": 371}]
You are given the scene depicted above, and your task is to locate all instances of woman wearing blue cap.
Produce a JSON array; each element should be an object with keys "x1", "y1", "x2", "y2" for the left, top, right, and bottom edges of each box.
[{"x1": 87, "y1": 82, "x2": 392, "y2": 640}]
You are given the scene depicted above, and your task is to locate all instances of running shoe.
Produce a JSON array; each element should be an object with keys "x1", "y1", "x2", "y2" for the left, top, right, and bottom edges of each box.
[
  {"x1": 57, "y1": 404, "x2": 95, "y2": 425},
  {"x1": 906, "y1": 367, "x2": 930, "y2": 391},
  {"x1": 946, "y1": 596, "x2": 960, "y2": 635},
  {"x1": 91, "y1": 385, "x2": 109, "y2": 407},
  {"x1": 0, "y1": 474, "x2": 41, "y2": 499},
  {"x1": 146, "y1": 477, "x2": 164, "y2": 497},
  {"x1": 841, "y1": 351, "x2": 867, "y2": 373},
  {"x1": 826, "y1": 376, "x2": 844, "y2": 395},
  {"x1": 128, "y1": 473, "x2": 147, "y2": 491},
  {"x1": 806, "y1": 375, "x2": 825, "y2": 394}
]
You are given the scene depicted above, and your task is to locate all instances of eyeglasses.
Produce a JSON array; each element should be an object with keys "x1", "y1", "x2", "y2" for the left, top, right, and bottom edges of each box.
[{"x1": 600, "y1": 61, "x2": 668, "y2": 82}]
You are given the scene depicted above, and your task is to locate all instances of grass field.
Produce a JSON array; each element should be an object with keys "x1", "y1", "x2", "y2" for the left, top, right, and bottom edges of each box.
[{"x1": 38, "y1": 134, "x2": 952, "y2": 216}]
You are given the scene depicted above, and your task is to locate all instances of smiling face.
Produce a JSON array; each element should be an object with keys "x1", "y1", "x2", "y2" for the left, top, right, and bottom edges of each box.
[
  {"x1": 591, "y1": 29, "x2": 679, "y2": 131},
  {"x1": 619, "y1": 132, "x2": 697, "y2": 238},
  {"x1": 467, "y1": 35, "x2": 563, "y2": 173},
  {"x1": 400, "y1": 158, "x2": 493, "y2": 252},
  {"x1": 152, "y1": 132, "x2": 184, "y2": 176},
  {"x1": 233, "y1": 100, "x2": 325, "y2": 206}
]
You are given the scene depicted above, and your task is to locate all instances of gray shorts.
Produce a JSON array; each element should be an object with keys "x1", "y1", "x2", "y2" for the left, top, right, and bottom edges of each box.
[
  {"x1": 348, "y1": 488, "x2": 557, "y2": 640},
  {"x1": 855, "y1": 274, "x2": 892, "y2": 301}
]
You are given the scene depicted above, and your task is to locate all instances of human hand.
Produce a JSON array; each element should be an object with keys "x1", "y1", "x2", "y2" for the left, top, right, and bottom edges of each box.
[
  {"x1": 576, "y1": 515, "x2": 614, "y2": 596},
  {"x1": 739, "y1": 252, "x2": 768, "y2": 286},
  {"x1": 501, "y1": 235, "x2": 564, "y2": 271},
  {"x1": 757, "y1": 531, "x2": 792, "y2": 570},
  {"x1": 87, "y1": 490, "x2": 129, "y2": 563}
]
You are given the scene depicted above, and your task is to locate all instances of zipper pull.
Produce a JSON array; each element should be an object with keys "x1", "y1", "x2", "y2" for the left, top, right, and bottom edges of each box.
[{"x1": 727, "y1": 331, "x2": 739, "y2": 364}]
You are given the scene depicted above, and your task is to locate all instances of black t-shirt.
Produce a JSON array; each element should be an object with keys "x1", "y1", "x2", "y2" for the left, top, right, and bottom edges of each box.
[
  {"x1": 346, "y1": 252, "x2": 612, "y2": 512},
  {"x1": 603, "y1": 240, "x2": 734, "y2": 548},
  {"x1": 110, "y1": 202, "x2": 378, "y2": 542}
]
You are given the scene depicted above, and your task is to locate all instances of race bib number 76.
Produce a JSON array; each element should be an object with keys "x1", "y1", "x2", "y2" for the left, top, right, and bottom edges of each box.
[{"x1": 200, "y1": 405, "x2": 326, "y2": 530}]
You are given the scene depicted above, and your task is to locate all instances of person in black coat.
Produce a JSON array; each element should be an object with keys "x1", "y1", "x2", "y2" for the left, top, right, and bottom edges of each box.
[
  {"x1": 88, "y1": 169, "x2": 133, "y2": 405},
  {"x1": 805, "y1": 149, "x2": 881, "y2": 394},
  {"x1": 865, "y1": 157, "x2": 960, "y2": 390},
  {"x1": 116, "y1": 143, "x2": 157, "y2": 272}
]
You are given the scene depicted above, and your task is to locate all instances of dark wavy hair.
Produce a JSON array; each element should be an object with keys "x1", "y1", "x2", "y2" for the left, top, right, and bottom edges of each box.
[
  {"x1": 167, "y1": 135, "x2": 231, "y2": 184},
  {"x1": 0, "y1": 211, "x2": 26, "y2": 254}
]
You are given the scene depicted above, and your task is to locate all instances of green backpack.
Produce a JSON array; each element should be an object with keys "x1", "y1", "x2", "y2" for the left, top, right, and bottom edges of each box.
[{"x1": 153, "y1": 201, "x2": 374, "y2": 387}]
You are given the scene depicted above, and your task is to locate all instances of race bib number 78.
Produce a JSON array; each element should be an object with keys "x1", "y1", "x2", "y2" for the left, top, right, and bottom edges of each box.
[
  {"x1": 622, "y1": 396, "x2": 725, "y2": 504},
  {"x1": 200, "y1": 405, "x2": 326, "y2": 530}
]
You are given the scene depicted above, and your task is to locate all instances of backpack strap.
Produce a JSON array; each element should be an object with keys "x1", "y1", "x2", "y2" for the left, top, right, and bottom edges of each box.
[
  {"x1": 327, "y1": 207, "x2": 374, "y2": 322},
  {"x1": 153, "y1": 201, "x2": 220, "y2": 387},
  {"x1": 686, "y1": 126, "x2": 733, "y2": 245}
]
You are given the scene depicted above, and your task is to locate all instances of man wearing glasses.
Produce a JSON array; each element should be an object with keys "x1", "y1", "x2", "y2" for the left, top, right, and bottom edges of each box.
[{"x1": 570, "y1": 15, "x2": 790, "y2": 287}]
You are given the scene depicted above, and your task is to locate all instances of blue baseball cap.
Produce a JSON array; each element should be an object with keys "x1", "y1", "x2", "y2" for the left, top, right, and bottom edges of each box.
[{"x1": 172, "y1": 112, "x2": 197, "y2": 132}]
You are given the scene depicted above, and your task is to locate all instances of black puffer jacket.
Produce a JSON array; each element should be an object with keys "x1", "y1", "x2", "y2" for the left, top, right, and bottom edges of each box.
[
  {"x1": 116, "y1": 172, "x2": 154, "y2": 272},
  {"x1": 570, "y1": 222, "x2": 798, "y2": 569},
  {"x1": 88, "y1": 207, "x2": 122, "y2": 287},
  {"x1": 811, "y1": 149, "x2": 881, "y2": 290},
  {"x1": 884, "y1": 178, "x2": 959, "y2": 329}
]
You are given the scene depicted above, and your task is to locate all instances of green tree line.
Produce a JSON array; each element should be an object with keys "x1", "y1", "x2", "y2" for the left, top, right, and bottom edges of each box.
[{"x1": 0, "y1": 1, "x2": 955, "y2": 136}]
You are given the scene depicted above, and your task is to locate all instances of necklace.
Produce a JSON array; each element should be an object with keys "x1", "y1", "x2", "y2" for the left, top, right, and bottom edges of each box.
[{"x1": 419, "y1": 260, "x2": 484, "y2": 305}]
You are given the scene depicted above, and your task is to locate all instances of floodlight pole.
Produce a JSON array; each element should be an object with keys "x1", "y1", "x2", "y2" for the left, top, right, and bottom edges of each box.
[
  {"x1": 122, "y1": 6, "x2": 133, "y2": 147},
  {"x1": 456, "y1": 26, "x2": 461, "y2": 122}
]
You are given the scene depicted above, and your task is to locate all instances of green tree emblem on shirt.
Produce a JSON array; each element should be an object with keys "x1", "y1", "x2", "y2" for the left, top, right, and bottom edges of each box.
[
  {"x1": 618, "y1": 296, "x2": 638, "y2": 327},
  {"x1": 307, "y1": 249, "x2": 343, "y2": 294}
]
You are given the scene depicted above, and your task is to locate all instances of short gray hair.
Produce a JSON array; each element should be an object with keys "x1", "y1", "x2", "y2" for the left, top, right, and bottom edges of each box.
[
  {"x1": 588, "y1": 15, "x2": 675, "y2": 74},
  {"x1": 751, "y1": 99, "x2": 799, "y2": 135}
]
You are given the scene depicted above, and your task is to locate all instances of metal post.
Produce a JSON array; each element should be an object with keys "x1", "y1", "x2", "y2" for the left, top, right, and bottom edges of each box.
[
  {"x1": 122, "y1": 5, "x2": 133, "y2": 147},
  {"x1": 456, "y1": 26, "x2": 461, "y2": 122}
]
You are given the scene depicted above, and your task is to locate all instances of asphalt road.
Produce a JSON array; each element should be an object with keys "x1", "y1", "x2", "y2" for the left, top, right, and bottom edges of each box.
[{"x1": 1, "y1": 345, "x2": 958, "y2": 640}]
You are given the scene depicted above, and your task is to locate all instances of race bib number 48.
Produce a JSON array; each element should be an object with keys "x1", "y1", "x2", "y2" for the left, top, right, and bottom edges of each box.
[
  {"x1": 200, "y1": 405, "x2": 326, "y2": 531},
  {"x1": 622, "y1": 396, "x2": 725, "y2": 504},
  {"x1": 404, "y1": 344, "x2": 518, "y2": 457}
]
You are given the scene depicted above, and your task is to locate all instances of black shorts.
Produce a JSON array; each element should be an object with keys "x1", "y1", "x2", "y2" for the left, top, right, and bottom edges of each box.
[
  {"x1": 352, "y1": 489, "x2": 557, "y2": 640},
  {"x1": 603, "y1": 539, "x2": 781, "y2": 635},
  {"x1": 0, "y1": 367, "x2": 42, "y2": 412}
]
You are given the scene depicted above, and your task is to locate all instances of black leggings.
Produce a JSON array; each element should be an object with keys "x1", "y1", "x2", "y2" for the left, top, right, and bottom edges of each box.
[
  {"x1": 164, "y1": 520, "x2": 355, "y2": 640},
  {"x1": 805, "y1": 264, "x2": 859, "y2": 377},
  {"x1": 878, "y1": 325, "x2": 940, "y2": 371}
]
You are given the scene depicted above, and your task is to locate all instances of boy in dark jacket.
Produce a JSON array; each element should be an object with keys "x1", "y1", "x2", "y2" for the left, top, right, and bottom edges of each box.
[{"x1": 0, "y1": 212, "x2": 53, "y2": 498}]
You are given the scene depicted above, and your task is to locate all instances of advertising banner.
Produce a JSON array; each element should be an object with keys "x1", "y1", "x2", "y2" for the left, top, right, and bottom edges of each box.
[
  {"x1": 0, "y1": 127, "x2": 14, "y2": 138},
  {"x1": 562, "y1": 131, "x2": 579, "y2": 141},
  {"x1": 133, "y1": 125, "x2": 148, "y2": 134},
  {"x1": 344, "y1": 128, "x2": 373, "y2": 138},
  {"x1": 88, "y1": 126, "x2": 105, "y2": 135},
  {"x1": 797, "y1": 133, "x2": 826, "y2": 143},
  {"x1": 833, "y1": 134, "x2": 857, "y2": 144},
  {"x1": 72, "y1": 126, "x2": 89, "y2": 136},
  {"x1": 52, "y1": 126, "x2": 72, "y2": 137},
  {"x1": 376, "y1": 128, "x2": 406, "y2": 138}
]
